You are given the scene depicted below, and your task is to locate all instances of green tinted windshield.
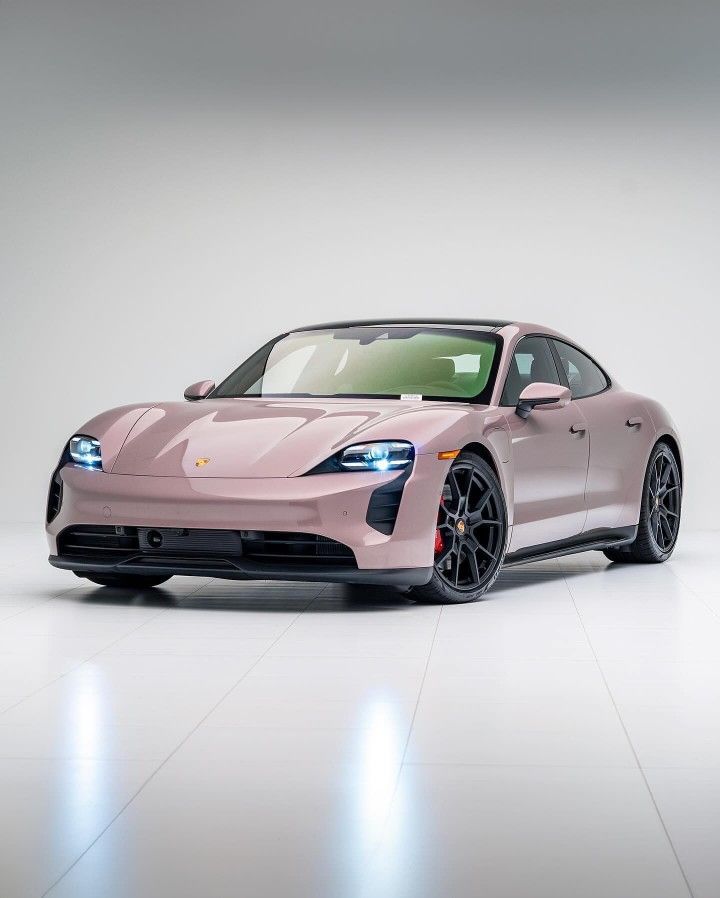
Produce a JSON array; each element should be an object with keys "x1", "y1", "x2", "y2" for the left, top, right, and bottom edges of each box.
[{"x1": 214, "y1": 327, "x2": 501, "y2": 402}]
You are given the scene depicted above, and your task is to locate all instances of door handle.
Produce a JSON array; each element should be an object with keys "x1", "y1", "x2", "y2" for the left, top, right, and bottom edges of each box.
[
  {"x1": 569, "y1": 423, "x2": 587, "y2": 434},
  {"x1": 626, "y1": 417, "x2": 643, "y2": 427}
]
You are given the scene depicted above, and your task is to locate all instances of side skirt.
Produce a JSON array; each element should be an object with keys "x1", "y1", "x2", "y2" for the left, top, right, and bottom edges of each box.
[{"x1": 503, "y1": 526, "x2": 637, "y2": 568}]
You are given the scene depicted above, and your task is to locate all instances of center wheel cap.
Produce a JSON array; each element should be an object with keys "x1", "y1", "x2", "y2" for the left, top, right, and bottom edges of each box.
[{"x1": 456, "y1": 519, "x2": 467, "y2": 536}]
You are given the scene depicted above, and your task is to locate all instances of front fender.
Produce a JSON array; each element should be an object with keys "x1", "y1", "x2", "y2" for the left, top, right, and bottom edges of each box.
[
  {"x1": 65, "y1": 403, "x2": 158, "y2": 473},
  {"x1": 642, "y1": 398, "x2": 683, "y2": 479}
]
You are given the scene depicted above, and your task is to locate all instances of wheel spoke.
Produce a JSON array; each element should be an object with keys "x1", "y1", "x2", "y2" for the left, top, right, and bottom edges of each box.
[
  {"x1": 448, "y1": 470, "x2": 464, "y2": 512},
  {"x1": 467, "y1": 505, "x2": 493, "y2": 525},
  {"x1": 465, "y1": 477, "x2": 476, "y2": 510},
  {"x1": 653, "y1": 457, "x2": 662, "y2": 493},
  {"x1": 650, "y1": 509, "x2": 660, "y2": 542},
  {"x1": 474, "y1": 541, "x2": 496, "y2": 562},
  {"x1": 660, "y1": 515, "x2": 673, "y2": 546},
  {"x1": 471, "y1": 551, "x2": 484, "y2": 584},
  {"x1": 660, "y1": 460, "x2": 672, "y2": 489}
]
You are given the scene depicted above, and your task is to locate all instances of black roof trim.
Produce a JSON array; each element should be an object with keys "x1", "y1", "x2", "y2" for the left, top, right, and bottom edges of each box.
[{"x1": 291, "y1": 318, "x2": 512, "y2": 333}]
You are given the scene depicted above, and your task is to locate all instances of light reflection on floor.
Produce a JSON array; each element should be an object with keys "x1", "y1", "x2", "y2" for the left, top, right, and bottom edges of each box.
[{"x1": 0, "y1": 527, "x2": 719, "y2": 897}]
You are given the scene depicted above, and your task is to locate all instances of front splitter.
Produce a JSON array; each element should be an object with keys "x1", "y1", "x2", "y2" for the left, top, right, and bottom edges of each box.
[{"x1": 49, "y1": 554, "x2": 433, "y2": 587}]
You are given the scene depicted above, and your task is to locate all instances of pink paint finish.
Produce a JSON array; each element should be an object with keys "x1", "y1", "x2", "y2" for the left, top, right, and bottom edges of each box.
[
  {"x1": 47, "y1": 452, "x2": 447, "y2": 570},
  {"x1": 184, "y1": 380, "x2": 216, "y2": 401},
  {"x1": 109, "y1": 398, "x2": 485, "y2": 479},
  {"x1": 46, "y1": 319, "x2": 682, "y2": 586}
]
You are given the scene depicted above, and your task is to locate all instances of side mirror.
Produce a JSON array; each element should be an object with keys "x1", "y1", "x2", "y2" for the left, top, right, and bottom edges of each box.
[
  {"x1": 516, "y1": 382, "x2": 571, "y2": 419},
  {"x1": 184, "y1": 380, "x2": 215, "y2": 401}
]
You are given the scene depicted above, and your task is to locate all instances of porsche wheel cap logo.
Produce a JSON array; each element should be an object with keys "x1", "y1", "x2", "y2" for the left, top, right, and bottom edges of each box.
[
  {"x1": 456, "y1": 519, "x2": 466, "y2": 535},
  {"x1": 195, "y1": 457, "x2": 211, "y2": 468}
]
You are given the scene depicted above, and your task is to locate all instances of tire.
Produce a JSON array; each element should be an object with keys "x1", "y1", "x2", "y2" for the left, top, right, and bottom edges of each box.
[
  {"x1": 81, "y1": 573, "x2": 172, "y2": 588},
  {"x1": 602, "y1": 441, "x2": 682, "y2": 564},
  {"x1": 411, "y1": 451, "x2": 507, "y2": 604}
]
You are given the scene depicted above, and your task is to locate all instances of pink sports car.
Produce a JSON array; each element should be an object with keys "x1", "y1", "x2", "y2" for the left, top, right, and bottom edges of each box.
[{"x1": 46, "y1": 320, "x2": 682, "y2": 603}]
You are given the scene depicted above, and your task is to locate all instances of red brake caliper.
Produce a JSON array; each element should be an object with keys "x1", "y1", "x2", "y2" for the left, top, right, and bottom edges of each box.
[{"x1": 434, "y1": 494, "x2": 445, "y2": 554}]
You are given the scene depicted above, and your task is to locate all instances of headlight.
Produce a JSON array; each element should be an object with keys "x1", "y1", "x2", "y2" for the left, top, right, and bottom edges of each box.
[
  {"x1": 339, "y1": 441, "x2": 414, "y2": 472},
  {"x1": 69, "y1": 435, "x2": 102, "y2": 469},
  {"x1": 305, "y1": 440, "x2": 415, "y2": 475}
]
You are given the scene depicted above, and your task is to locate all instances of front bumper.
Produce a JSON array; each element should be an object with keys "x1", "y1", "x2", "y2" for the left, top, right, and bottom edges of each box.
[{"x1": 46, "y1": 453, "x2": 446, "y2": 582}]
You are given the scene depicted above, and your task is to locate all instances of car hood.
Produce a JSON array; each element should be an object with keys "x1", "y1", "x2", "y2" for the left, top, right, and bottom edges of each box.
[{"x1": 110, "y1": 398, "x2": 472, "y2": 478}]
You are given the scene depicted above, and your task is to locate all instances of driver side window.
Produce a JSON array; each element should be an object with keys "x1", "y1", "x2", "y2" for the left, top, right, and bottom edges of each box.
[{"x1": 500, "y1": 336, "x2": 562, "y2": 407}]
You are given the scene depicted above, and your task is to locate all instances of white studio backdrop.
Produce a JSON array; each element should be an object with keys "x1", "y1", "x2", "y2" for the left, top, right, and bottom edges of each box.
[{"x1": 1, "y1": 2, "x2": 718, "y2": 529}]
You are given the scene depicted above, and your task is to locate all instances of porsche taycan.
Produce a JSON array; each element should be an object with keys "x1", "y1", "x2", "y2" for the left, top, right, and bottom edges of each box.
[{"x1": 46, "y1": 319, "x2": 682, "y2": 603}]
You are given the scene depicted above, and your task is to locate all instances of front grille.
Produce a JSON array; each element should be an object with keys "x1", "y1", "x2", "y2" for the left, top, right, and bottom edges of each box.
[{"x1": 56, "y1": 525, "x2": 357, "y2": 568}]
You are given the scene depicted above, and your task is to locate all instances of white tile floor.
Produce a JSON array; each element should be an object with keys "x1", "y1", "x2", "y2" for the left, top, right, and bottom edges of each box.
[{"x1": 0, "y1": 526, "x2": 718, "y2": 898}]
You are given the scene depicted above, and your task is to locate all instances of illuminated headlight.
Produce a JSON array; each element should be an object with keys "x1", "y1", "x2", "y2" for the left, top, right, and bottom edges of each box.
[
  {"x1": 69, "y1": 435, "x2": 102, "y2": 469},
  {"x1": 339, "y1": 441, "x2": 414, "y2": 472}
]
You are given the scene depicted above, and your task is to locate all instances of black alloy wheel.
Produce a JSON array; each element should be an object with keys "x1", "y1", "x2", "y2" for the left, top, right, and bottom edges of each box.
[
  {"x1": 647, "y1": 446, "x2": 681, "y2": 552},
  {"x1": 603, "y1": 441, "x2": 682, "y2": 564},
  {"x1": 412, "y1": 451, "x2": 507, "y2": 604}
]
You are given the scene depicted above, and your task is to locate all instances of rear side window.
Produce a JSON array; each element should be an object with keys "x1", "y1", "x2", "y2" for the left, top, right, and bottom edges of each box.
[
  {"x1": 551, "y1": 340, "x2": 608, "y2": 399},
  {"x1": 500, "y1": 336, "x2": 562, "y2": 406}
]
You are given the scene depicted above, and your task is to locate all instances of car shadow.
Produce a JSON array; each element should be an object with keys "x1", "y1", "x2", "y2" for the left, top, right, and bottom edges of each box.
[
  {"x1": 73, "y1": 581, "x2": 415, "y2": 613},
  {"x1": 490, "y1": 567, "x2": 592, "y2": 592}
]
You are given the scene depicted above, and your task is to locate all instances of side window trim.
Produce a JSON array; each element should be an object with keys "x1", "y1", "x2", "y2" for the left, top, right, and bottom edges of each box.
[
  {"x1": 549, "y1": 338, "x2": 611, "y2": 400},
  {"x1": 499, "y1": 334, "x2": 563, "y2": 408}
]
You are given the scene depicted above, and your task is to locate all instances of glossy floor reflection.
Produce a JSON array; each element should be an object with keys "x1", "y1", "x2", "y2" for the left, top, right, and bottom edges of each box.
[{"x1": 0, "y1": 526, "x2": 718, "y2": 897}]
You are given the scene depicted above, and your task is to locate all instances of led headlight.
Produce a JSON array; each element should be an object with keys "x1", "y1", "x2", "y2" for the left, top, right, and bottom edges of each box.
[
  {"x1": 69, "y1": 435, "x2": 102, "y2": 469},
  {"x1": 339, "y1": 441, "x2": 414, "y2": 472}
]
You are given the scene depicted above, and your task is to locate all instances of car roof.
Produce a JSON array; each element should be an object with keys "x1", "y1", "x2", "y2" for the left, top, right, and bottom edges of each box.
[{"x1": 291, "y1": 318, "x2": 512, "y2": 333}]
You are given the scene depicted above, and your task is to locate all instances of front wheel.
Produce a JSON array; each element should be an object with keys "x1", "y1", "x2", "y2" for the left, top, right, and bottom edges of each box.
[
  {"x1": 411, "y1": 451, "x2": 507, "y2": 604},
  {"x1": 603, "y1": 441, "x2": 682, "y2": 564},
  {"x1": 81, "y1": 573, "x2": 172, "y2": 588}
]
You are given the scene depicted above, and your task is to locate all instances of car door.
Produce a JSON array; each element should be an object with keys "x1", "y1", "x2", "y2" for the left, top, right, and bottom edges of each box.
[
  {"x1": 499, "y1": 336, "x2": 590, "y2": 552},
  {"x1": 550, "y1": 339, "x2": 649, "y2": 533}
]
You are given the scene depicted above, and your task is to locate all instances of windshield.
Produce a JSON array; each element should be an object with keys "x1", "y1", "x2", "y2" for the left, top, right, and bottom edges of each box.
[{"x1": 213, "y1": 327, "x2": 501, "y2": 402}]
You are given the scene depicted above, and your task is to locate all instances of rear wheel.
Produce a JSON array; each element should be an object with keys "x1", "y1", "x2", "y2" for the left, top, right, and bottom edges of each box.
[
  {"x1": 411, "y1": 451, "x2": 507, "y2": 604},
  {"x1": 603, "y1": 441, "x2": 681, "y2": 564},
  {"x1": 81, "y1": 573, "x2": 172, "y2": 588}
]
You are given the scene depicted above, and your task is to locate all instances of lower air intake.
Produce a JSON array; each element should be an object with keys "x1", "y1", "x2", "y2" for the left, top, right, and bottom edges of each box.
[{"x1": 56, "y1": 526, "x2": 357, "y2": 568}]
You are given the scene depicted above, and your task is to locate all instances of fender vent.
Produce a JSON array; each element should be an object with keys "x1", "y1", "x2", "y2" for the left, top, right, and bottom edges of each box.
[
  {"x1": 365, "y1": 467, "x2": 412, "y2": 535},
  {"x1": 46, "y1": 472, "x2": 64, "y2": 524}
]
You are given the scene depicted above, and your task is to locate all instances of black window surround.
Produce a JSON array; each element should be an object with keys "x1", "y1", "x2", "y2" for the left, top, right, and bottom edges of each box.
[
  {"x1": 549, "y1": 338, "x2": 611, "y2": 400},
  {"x1": 499, "y1": 333, "x2": 611, "y2": 407}
]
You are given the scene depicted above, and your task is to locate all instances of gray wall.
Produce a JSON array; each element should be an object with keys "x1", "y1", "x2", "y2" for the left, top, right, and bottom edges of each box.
[{"x1": 2, "y1": 1, "x2": 718, "y2": 526}]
